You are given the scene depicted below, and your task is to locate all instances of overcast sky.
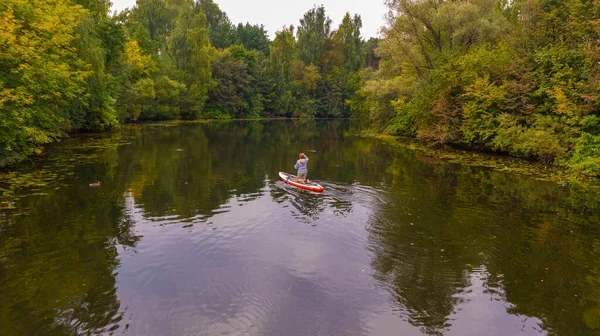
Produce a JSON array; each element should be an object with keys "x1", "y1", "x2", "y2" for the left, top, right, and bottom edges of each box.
[{"x1": 110, "y1": 0, "x2": 388, "y2": 39}]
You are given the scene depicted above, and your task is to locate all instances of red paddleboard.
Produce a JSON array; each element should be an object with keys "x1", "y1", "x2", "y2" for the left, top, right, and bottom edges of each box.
[{"x1": 279, "y1": 172, "x2": 324, "y2": 192}]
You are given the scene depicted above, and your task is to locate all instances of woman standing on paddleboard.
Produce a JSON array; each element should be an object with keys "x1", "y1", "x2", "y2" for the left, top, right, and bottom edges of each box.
[{"x1": 294, "y1": 153, "x2": 309, "y2": 183}]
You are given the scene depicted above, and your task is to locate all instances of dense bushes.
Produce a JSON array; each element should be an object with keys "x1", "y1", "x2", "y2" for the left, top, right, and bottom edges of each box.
[{"x1": 365, "y1": 0, "x2": 600, "y2": 175}]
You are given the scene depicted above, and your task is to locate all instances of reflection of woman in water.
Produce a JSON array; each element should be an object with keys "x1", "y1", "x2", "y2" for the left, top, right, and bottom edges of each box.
[
  {"x1": 270, "y1": 178, "x2": 353, "y2": 223},
  {"x1": 294, "y1": 153, "x2": 309, "y2": 183}
]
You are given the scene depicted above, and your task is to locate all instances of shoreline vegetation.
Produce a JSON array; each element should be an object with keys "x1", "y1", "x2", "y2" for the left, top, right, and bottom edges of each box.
[
  {"x1": 367, "y1": 132, "x2": 600, "y2": 185},
  {"x1": 1, "y1": 0, "x2": 599, "y2": 178},
  {"x1": 365, "y1": 0, "x2": 600, "y2": 178}
]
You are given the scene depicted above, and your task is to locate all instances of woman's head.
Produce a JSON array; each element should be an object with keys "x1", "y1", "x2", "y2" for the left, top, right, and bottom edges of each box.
[{"x1": 299, "y1": 153, "x2": 305, "y2": 159}]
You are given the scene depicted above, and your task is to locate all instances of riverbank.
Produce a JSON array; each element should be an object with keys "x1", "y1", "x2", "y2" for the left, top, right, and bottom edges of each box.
[{"x1": 364, "y1": 132, "x2": 600, "y2": 185}]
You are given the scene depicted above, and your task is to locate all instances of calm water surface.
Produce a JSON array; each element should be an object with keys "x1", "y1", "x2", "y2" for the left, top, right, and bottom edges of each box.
[{"x1": 1, "y1": 120, "x2": 600, "y2": 336}]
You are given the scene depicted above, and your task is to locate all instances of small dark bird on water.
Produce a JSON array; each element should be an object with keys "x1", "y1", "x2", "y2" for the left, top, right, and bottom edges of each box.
[{"x1": 89, "y1": 181, "x2": 101, "y2": 188}]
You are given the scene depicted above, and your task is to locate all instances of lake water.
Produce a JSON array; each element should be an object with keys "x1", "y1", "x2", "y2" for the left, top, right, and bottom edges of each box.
[{"x1": 1, "y1": 120, "x2": 600, "y2": 336}]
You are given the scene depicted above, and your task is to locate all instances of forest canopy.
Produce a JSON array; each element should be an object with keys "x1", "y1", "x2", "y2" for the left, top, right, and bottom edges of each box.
[
  {"x1": 0, "y1": 0, "x2": 375, "y2": 166},
  {"x1": 365, "y1": 0, "x2": 600, "y2": 176}
]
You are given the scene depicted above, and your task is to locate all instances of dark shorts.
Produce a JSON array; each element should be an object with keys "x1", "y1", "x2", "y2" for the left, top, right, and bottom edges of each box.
[{"x1": 297, "y1": 172, "x2": 307, "y2": 180}]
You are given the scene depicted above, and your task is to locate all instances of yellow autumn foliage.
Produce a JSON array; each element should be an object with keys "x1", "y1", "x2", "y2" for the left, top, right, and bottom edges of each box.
[
  {"x1": 124, "y1": 40, "x2": 157, "y2": 76},
  {"x1": 0, "y1": 0, "x2": 89, "y2": 164}
]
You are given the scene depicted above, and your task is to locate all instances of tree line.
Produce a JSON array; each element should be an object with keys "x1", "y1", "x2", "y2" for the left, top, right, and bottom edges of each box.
[
  {"x1": 366, "y1": 0, "x2": 600, "y2": 176},
  {"x1": 0, "y1": 0, "x2": 376, "y2": 166},
  {"x1": 2, "y1": 0, "x2": 600, "y2": 176}
]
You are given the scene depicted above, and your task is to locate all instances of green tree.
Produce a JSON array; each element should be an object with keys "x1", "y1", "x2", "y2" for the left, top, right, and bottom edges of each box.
[
  {"x1": 296, "y1": 5, "x2": 332, "y2": 67},
  {"x1": 205, "y1": 49, "x2": 252, "y2": 117},
  {"x1": 235, "y1": 23, "x2": 270, "y2": 55},
  {"x1": 364, "y1": 37, "x2": 380, "y2": 69},
  {"x1": 198, "y1": 0, "x2": 236, "y2": 49},
  {"x1": 168, "y1": 0, "x2": 215, "y2": 118},
  {"x1": 69, "y1": 14, "x2": 120, "y2": 131},
  {"x1": 269, "y1": 26, "x2": 297, "y2": 115},
  {"x1": 337, "y1": 13, "x2": 364, "y2": 72},
  {"x1": 229, "y1": 45, "x2": 271, "y2": 116},
  {"x1": 133, "y1": 0, "x2": 171, "y2": 41}
]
